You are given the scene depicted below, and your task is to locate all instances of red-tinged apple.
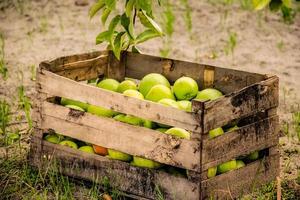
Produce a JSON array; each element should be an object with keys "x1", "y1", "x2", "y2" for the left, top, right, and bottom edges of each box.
[{"x1": 93, "y1": 145, "x2": 108, "y2": 156}]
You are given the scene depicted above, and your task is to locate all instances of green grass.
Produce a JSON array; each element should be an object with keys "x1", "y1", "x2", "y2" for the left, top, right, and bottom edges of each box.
[
  {"x1": 0, "y1": 33, "x2": 8, "y2": 80},
  {"x1": 0, "y1": 100, "x2": 11, "y2": 135},
  {"x1": 224, "y1": 31, "x2": 237, "y2": 57},
  {"x1": 18, "y1": 85, "x2": 32, "y2": 129},
  {"x1": 293, "y1": 111, "x2": 300, "y2": 141}
]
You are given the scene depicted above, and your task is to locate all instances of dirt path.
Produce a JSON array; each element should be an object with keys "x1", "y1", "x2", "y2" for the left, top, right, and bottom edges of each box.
[{"x1": 0, "y1": 0, "x2": 299, "y2": 197}]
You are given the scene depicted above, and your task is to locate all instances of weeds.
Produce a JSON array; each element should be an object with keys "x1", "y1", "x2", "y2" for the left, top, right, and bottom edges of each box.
[
  {"x1": 180, "y1": 0, "x2": 193, "y2": 34},
  {"x1": 155, "y1": 184, "x2": 165, "y2": 200},
  {"x1": 224, "y1": 31, "x2": 237, "y2": 57},
  {"x1": 0, "y1": 100, "x2": 11, "y2": 135},
  {"x1": 18, "y1": 85, "x2": 32, "y2": 129},
  {"x1": 30, "y1": 64, "x2": 36, "y2": 81},
  {"x1": 0, "y1": 33, "x2": 8, "y2": 80},
  {"x1": 293, "y1": 111, "x2": 300, "y2": 141},
  {"x1": 276, "y1": 40, "x2": 285, "y2": 52},
  {"x1": 39, "y1": 16, "x2": 48, "y2": 33}
]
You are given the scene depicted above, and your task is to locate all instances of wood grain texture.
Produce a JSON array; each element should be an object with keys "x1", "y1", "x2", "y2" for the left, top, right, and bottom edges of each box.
[
  {"x1": 106, "y1": 51, "x2": 126, "y2": 81},
  {"x1": 203, "y1": 76, "x2": 279, "y2": 132},
  {"x1": 201, "y1": 153, "x2": 279, "y2": 199},
  {"x1": 29, "y1": 138, "x2": 200, "y2": 200},
  {"x1": 201, "y1": 115, "x2": 279, "y2": 171},
  {"x1": 125, "y1": 52, "x2": 264, "y2": 93},
  {"x1": 37, "y1": 69, "x2": 201, "y2": 132},
  {"x1": 40, "y1": 102, "x2": 201, "y2": 171}
]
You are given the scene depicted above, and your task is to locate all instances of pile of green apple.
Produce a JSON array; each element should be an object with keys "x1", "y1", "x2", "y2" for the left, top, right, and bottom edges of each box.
[{"x1": 51, "y1": 73, "x2": 259, "y2": 172}]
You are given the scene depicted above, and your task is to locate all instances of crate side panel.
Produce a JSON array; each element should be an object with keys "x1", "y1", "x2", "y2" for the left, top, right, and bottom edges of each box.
[
  {"x1": 30, "y1": 139, "x2": 200, "y2": 200},
  {"x1": 201, "y1": 153, "x2": 279, "y2": 199},
  {"x1": 40, "y1": 102, "x2": 201, "y2": 172},
  {"x1": 202, "y1": 115, "x2": 279, "y2": 171},
  {"x1": 126, "y1": 52, "x2": 265, "y2": 93},
  {"x1": 38, "y1": 69, "x2": 201, "y2": 132},
  {"x1": 44, "y1": 50, "x2": 108, "y2": 72},
  {"x1": 203, "y1": 76, "x2": 279, "y2": 132}
]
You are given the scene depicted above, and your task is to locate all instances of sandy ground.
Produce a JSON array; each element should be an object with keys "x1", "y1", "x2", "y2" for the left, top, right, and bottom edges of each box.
[{"x1": 0, "y1": 0, "x2": 299, "y2": 196}]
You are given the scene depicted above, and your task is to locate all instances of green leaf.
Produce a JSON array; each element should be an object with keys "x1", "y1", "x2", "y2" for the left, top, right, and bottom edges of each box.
[
  {"x1": 282, "y1": 0, "x2": 292, "y2": 8},
  {"x1": 252, "y1": 0, "x2": 271, "y2": 10},
  {"x1": 132, "y1": 46, "x2": 142, "y2": 53},
  {"x1": 108, "y1": 15, "x2": 121, "y2": 34},
  {"x1": 269, "y1": 0, "x2": 282, "y2": 11},
  {"x1": 135, "y1": 29, "x2": 161, "y2": 44},
  {"x1": 126, "y1": 0, "x2": 135, "y2": 17},
  {"x1": 121, "y1": 14, "x2": 134, "y2": 39},
  {"x1": 101, "y1": 8, "x2": 111, "y2": 25},
  {"x1": 138, "y1": 10, "x2": 163, "y2": 35},
  {"x1": 136, "y1": 0, "x2": 152, "y2": 17},
  {"x1": 96, "y1": 31, "x2": 110, "y2": 44},
  {"x1": 89, "y1": 0, "x2": 105, "y2": 18},
  {"x1": 105, "y1": 0, "x2": 116, "y2": 10},
  {"x1": 112, "y1": 32, "x2": 126, "y2": 60}
]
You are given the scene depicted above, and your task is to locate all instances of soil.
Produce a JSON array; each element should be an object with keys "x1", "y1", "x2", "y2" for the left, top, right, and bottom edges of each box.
[{"x1": 0, "y1": 0, "x2": 299, "y2": 197}]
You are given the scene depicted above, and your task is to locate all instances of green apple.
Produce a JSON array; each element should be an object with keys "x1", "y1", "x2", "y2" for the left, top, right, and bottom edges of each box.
[
  {"x1": 61, "y1": 98, "x2": 88, "y2": 111},
  {"x1": 5, "y1": 132, "x2": 20, "y2": 145},
  {"x1": 59, "y1": 140, "x2": 78, "y2": 149},
  {"x1": 79, "y1": 146, "x2": 95, "y2": 154},
  {"x1": 87, "y1": 104, "x2": 117, "y2": 118},
  {"x1": 113, "y1": 114, "x2": 126, "y2": 122},
  {"x1": 107, "y1": 149, "x2": 132, "y2": 161},
  {"x1": 123, "y1": 89, "x2": 144, "y2": 100},
  {"x1": 65, "y1": 104, "x2": 85, "y2": 112},
  {"x1": 156, "y1": 128, "x2": 168, "y2": 133},
  {"x1": 158, "y1": 98, "x2": 180, "y2": 109},
  {"x1": 146, "y1": 85, "x2": 175, "y2": 102},
  {"x1": 97, "y1": 78, "x2": 120, "y2": 92},
  {"x1": 195, "y1": 88, "x2": 223, "y2": 101},
  {"x1": 246, "y1": 151, "x2": 259, "y2": 161},
  {"x1": 209, "y1": 127, "x2": 224, "y2": 139},
  {"x1": 177, "y1": 100, "x2": 192, "y2": 112},
  {"x1": 143, "y1": 119, "x2": 155, "y2": 129},
  {"x1": 139, "y1": 73, "x2": 171, "y2": 97},
  {"x1": 123, "y1": 115, "x2": 144, "y2": 126},
  {"x1": 207, "y1": 167, "x2": 217, "y2": 178},
  {"x1": 226, "y1": 125, "x2": 239, "y2": 132},
  {"x1": 236, "y1": 160, "x2": 245, "y2": 169},
  {"x1": 117, "y1": 80, "x2": 137, "y2": 93},
  {"x1": 44, "y1": 134, "x2": 60, "y2": 144},
  {"x1": 217, "y1": 160, "x2": 237, "y2": 174},
  {"x1": 165, "y1": 127, "x2": 191, "y2": 139},
  {"x1": 173, "y1": 77, "x2": 199, "y2": 100},
  {"x1": 131, "y1": 156, "x2": 162, "y2": 169}
]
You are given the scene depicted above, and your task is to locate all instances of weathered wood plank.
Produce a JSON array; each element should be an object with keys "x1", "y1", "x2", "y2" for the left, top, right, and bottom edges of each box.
[
  {"x1": 40, "y1": 102, "x2": 201, "y2": 171},
  {"x1": 37, "y1": 69, "x2": 202, "y2": 132},
  {"x1": 126, "y1": 52, "x2": 265, "y2": 93},
  {"x1": 203, "y1": 76, "x2": 279, "y2": 132},
  {"x1": 201, "y1": 115, "x2": 279, "y2": 171},
  {"x1": 201, "y1": 153, "x2": 279, "y2": 199},
  {"x1": 30, "y1": 139, "x2": 200, "y2": 200},
  {"x1": 106, "y1": 51, "x2": 126, "y2": 81},
  {"x1": 42, "y1": 50, "x2": 108, "y2": 72}
]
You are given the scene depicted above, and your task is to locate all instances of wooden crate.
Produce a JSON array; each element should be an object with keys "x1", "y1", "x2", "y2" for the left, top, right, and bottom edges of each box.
[{"x1": 29, "y1": 50, "x2": 280, "y2": 199}]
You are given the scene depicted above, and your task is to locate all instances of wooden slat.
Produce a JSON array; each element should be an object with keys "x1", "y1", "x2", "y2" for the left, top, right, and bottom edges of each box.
[
  {"x1": 40, "y1": 102, "x2": 201, "y2": 171},
  {"x1": 126, "y1": 52, "x2": 265, "y2": 93},
  {"x1": 201, "y1": 115, "x2": 279, "y2": 171},
  {"x1": 201, "y1": 153, "x2": 279, "y2": 199},
  {"x1": 106, "y1": 51, "x2": 126, "y2": 81},
  {"x1": 30, "y1": 139, "x2": 200, "y2": 200},
  {"x1": 43, "y1": 50, "x2": 108, "y2": 72},
  {"x1": 37, "y1": 69, "x2": 202, "y2": 132},
  {"x1": 203, "y1": 76, "x2": 279, "y2": 132}
]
